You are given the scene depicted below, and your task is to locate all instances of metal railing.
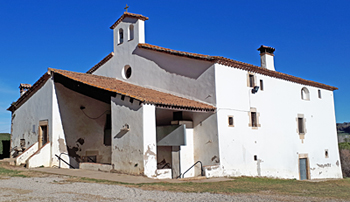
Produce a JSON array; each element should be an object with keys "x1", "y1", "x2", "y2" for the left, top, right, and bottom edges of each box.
[
  {"x1": 181, "y1": 161, "x2": 204, "y2": 178},
  {"x1": 55, "y1": 153, "x2": 75, "y2": 169},
  {"x1": 161, "y1": 163, "x2": 171, "y2": 169}
]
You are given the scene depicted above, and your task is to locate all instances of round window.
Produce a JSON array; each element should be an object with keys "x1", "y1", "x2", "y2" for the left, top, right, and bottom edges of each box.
[{"x1": 122, "y1": 65, "x2": 132, "y2": 79}]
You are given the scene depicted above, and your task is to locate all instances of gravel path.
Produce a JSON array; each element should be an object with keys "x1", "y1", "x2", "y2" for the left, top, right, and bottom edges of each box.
[{"x1": 0, "y1": 175, "x2": 346, "y2": 202}]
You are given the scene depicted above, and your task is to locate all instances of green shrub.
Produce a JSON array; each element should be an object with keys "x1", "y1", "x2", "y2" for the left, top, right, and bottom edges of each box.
[{"x1": 339, "y1": 142, "x2": 350, "y2": 150}]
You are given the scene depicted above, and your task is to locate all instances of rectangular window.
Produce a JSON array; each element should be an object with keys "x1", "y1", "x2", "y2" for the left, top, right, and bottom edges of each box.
[
  {"x1": 249, "y1": 108, "x2": 260, "y2": 128},
  {"x1": 318, "y1": 90, "x2": 321, "y2": 99},
  {"x1": 82, "y1": 156, "x2": 97, "y2": 163},
  {"x1": 260, "y1": 80, "x2": 264, "y2": 91},
  {"x1": 173, "y1": 111, "x2": 183, "y2": 121},
  {"x1": 20, "y1": 139, "x2": 25, "y2": 148},
  {"x1": 249, "y1": 74, "x2": 255, "y2": 87},
  {"x1": 228, "y1": 116, "x2": 234, "y2": 127},
  {"x1": 251, "y1": 112, "x2": 257, "y2": 127},
  {"x1": 298, "y1": 118, "x2": 304, "y2": 134},
  {"x1": 104, "y1": 114, "x2": 111, "y2": 146}
]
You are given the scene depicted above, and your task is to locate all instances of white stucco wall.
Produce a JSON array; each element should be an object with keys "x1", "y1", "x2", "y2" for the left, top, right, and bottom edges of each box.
[
  {"x1": 11, "y1": 77, "x2": 72, "y2": 168},
  {"x1": 11, "y1": 78, "x2": 54, "y2": 162},
  {"x1": 15, "y1": 142, "x2": 38, "y2": 165},
  {"x1": 27, "y1": 142, "x2": 51, "y2": 168},
  {"x1": 111, "y1": 95, "x2": 158, "y2": 177},
  {"x1": 55, "y1": 83, "x2": 111, "y2": 166},
  {"x1": 214, "y1": 63, "x2": 342, "y2": 179},
  {"x1": 193, "y1": 112, "x2": 220, "y2": 174},
  {"x1": 51, "y1": 81, "x2": 69, "y2": 168},
  {"x1": 142, "y1": 104, "x2": 157, "y2": 178},
  {"x1": 111, "y1": 95, "x2": 145, "y2": 175},
  {"x1": 180, "y1": 128, "x2": 194, "y2": 178},
  {"x1": 155, "y1": 168, "x2": 172, "y2": 179}
]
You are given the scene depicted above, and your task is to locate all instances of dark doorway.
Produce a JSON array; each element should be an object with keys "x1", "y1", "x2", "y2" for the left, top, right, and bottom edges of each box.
[{"x1": 0, "y1": 140, "x2": 10, "y2": 159}]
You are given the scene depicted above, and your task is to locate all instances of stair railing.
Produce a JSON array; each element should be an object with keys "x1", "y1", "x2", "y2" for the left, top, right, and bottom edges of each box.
[
  {"x1": 182, "y1": 161, "x2": 204, "y2": 178},
  {"x1": 55, "y1": 153, "x2": 75, "y2": 169}
]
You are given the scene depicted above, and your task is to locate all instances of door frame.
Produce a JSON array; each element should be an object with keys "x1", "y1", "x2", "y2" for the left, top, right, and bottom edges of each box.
[
  {"x1": 298, "y1": 153, "x2": 310, "y2": 180},
  {"x1": 38, "y1": 120, "x2": 49, "y2": 148}
]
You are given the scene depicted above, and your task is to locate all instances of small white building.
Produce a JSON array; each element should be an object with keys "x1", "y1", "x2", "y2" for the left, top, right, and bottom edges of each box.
[{"x1": 8, "y1": 12, "x2": 342, "y2": 180}]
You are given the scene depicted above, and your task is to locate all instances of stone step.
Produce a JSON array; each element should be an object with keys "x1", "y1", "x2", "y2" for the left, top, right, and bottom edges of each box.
[
  {"x1": 178, "y1": 176, "x2": 207, "y2": 181},
  {"x1": 0, "y1": 158, "x2": 16, "y2": 166}
]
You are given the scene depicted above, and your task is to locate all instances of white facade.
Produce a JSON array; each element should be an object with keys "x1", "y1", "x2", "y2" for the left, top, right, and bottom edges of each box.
[
  {"x1": 213, "y1": 64, "x2": 341, "y2": 179},
  {"x1": 8, "y1": 12, "x2": 342, "y2": 180}
]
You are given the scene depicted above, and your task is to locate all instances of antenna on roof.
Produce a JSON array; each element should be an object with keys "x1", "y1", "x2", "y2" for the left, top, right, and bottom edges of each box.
[{"x1": 124, "y1": 4, "x2": 129, "y2": 12}]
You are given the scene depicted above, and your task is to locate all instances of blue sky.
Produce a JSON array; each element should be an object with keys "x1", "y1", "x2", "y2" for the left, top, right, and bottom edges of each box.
[{"x1": 0, "y1": 1, "x2": 349, "y2": 133}]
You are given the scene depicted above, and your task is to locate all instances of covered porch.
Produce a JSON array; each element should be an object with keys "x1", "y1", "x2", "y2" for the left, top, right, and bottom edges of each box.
[{"x1": 50, "y1": 69, "x2": 217, "y2": 178}]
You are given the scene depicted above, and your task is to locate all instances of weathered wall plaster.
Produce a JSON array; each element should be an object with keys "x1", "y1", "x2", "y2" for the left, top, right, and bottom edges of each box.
[
  {"x1": 11, "y1": 78, "x2": 54, "y2": 163},
  {"x1": 193, "y1": 112, "x2": 220, "y2": 176},
  {"x1": 111, "y1": 95, "x2": 145, "y2": 175},
  {"x1": 15, "y1": 142, "x2": 38, "y2": 165},
  {"x1": 142, "y1": 104, "x2": 157, "y2": 178},
  {"x1": 27, "y1": 142, "x2": 51, "y2": 168},
  {"x1": 55, "y1": 83, "x2": 111, "y2": 166},
  {"x1": 180, "y1": 128, "x2": 194, "y2": 178}
]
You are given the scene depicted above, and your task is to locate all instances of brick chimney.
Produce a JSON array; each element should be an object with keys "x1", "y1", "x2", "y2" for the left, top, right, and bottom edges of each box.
[
  {"x1": 257, "y1": 45, "x2": 275, "y2": 71},
  {"x1": 19, "y1": 83, "x2": 31, "y2": 96}
]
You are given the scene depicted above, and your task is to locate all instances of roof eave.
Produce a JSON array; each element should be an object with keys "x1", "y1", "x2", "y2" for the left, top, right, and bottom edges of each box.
[
  {"x1": 110, "y1": 12, "x2": 149, "y2": 30},
  {"x1": 138, "y1": 43, "x2": 337, "y2": 91},
  {"x1": 86, "y1": 52, "x2": 114, "y2": 74}
]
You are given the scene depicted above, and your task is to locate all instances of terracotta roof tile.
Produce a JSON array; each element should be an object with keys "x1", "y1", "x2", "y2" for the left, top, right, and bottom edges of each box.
[
  {"x1": 138, "y1": 43, "x2": 337, "y2": 91},
  {"x1": 86, "y1": 52, "x2": 114, "y2": 74},
  {"x1": 50, "y1": 68, "x2": 215, "y2": 111},
  {"x1": 138, "y1": 43, "x2": 214, "y2": 61},
  {"x1": 110, "y1": 12, "x2": 149, "y2": 29}
]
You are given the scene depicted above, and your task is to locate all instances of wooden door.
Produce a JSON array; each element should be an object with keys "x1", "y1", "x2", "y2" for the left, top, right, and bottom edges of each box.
[{"x1": 38, "y1": 120, "x2": 49, "y2": 148}]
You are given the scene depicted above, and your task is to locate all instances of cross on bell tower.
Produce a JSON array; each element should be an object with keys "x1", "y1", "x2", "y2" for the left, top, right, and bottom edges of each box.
[{"x1": 124, "y1": 4, "x2": 129, "y2": 12}]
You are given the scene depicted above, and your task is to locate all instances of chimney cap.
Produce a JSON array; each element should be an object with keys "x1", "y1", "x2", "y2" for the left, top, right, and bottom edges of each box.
[
  {"x1": 19, "y1": 83, "x2": 32, "y2": 89},
  {"x1": 257, "y1": 45, "x2": 275, "y2": 55}
]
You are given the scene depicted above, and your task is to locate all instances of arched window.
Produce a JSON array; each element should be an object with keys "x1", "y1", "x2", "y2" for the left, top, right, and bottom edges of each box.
[
  {"x1": 119, "y1": 29, "x2": 124, "y2": 44},
  {"x1": 301, "y1": 87, "x2": 310, "y2": 100},
  {"x1": 129, "y1": 25, "x2": 134, "y2": 41}
]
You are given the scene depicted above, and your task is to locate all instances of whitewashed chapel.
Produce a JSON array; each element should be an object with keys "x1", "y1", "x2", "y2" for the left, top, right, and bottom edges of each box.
[{"x1": 8, "y1": 11, "x2": 342, "y2": 180}]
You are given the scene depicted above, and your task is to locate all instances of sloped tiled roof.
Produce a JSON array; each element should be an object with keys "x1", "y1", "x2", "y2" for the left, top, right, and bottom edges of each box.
[
  {"x1": 51, "y1": 68, "x2": 215, "y2": 111},
  {"x1": 110, "y1": 12, "x2": 149, "y2": 29},
  {"x1": 9, "y1": 68, "x2": 216, "y2": 112},
  {"x1": 86, "y1": 52, "x2": 114, "y2": 74},
  {"x1": 138, "y1": 43, "x2": 337, "y2": 91}
]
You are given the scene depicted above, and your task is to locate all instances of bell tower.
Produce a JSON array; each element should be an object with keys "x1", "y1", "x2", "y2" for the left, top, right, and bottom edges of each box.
[{"x1": 110, "y1": 8, "x2": 149, "y2": 53}]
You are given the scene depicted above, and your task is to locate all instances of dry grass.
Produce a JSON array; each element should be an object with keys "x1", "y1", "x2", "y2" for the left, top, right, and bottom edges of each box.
[
  {"x1": 1, "y1": 162, "x2": 350, "y2": 200},
  {"x1": 62, "y1": 175, "x2": 350, "y2": 200}
]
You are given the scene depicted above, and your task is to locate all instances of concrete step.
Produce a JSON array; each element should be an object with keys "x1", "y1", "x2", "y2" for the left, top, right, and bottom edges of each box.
[
  {"x1": 178, "y1": 176, "x2": 207, "y2": 181},
  {"x1": 0, "y1": 158, "x2": 16, "y2": 166}
]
